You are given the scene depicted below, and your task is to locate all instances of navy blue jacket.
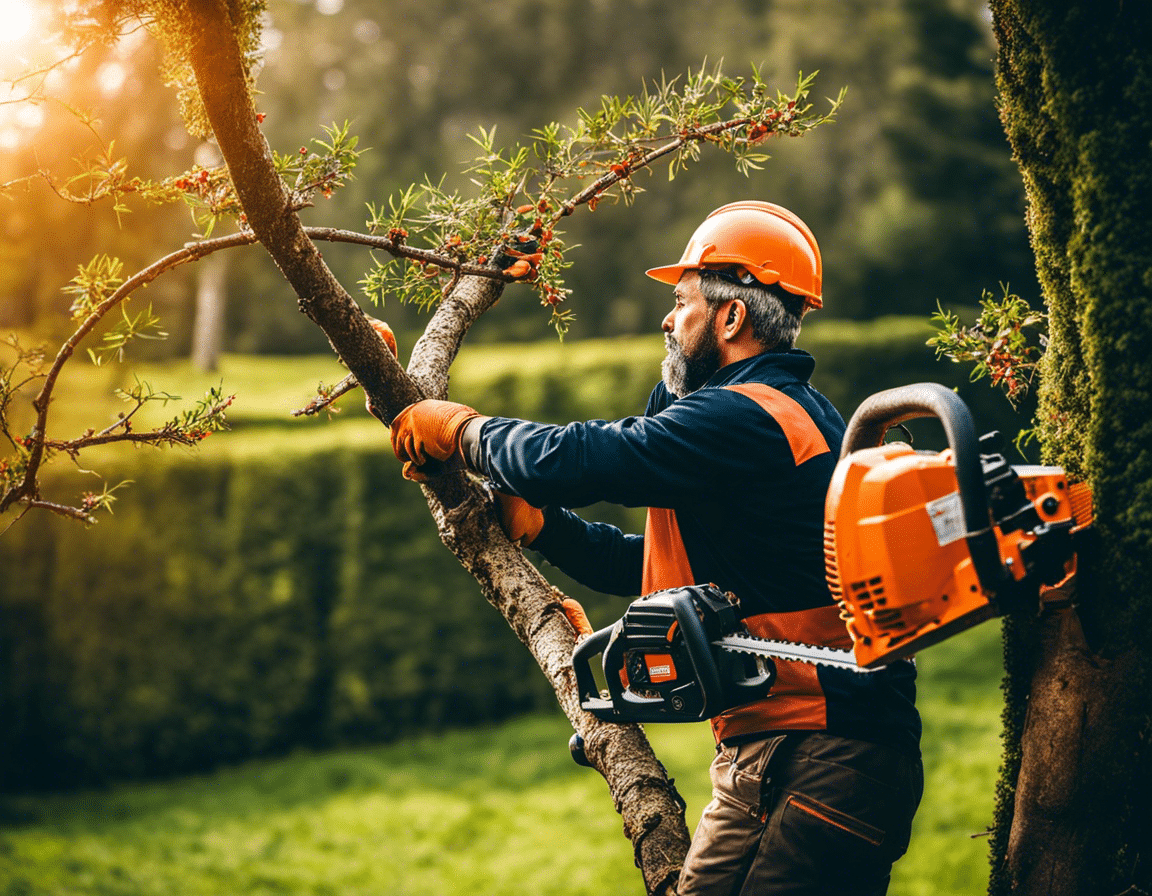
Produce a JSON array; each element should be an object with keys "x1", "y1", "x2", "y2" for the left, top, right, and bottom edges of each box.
[{"x1": 474, "y1": 350, "x2": 920, "y2": 753}]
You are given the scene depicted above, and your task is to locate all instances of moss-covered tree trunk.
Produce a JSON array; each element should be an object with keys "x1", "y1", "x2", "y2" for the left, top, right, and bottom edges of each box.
[{"x1": 988, "y1": 3, "x2": 1152, "y2": 893}]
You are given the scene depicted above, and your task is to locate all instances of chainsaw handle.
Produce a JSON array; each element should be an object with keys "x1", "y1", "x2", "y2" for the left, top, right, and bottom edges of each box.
[
  {"x1": 571, "y1": 623, "x2": 618, "y2": 717},
  {"x1": 573, "y1": 619, "x2": 688, "y2": 722},
  {"x1": 840, "y1": 382, "x2": 1002, "y2": 589},
  {"x1": 570, "y1": 588, "x2": 730, "y2": 723},
  {"x1": 671, "y1": 589, "x2": 726, "y2": 717}
]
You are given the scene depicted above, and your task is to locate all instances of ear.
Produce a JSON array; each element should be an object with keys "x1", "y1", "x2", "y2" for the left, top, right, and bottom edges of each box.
[{"x1": 719, "y1": 299, "x2": 747, "y2": 341}]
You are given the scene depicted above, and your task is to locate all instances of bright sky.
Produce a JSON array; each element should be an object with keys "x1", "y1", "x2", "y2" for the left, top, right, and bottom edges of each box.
[
  {"x1": 0, "y1": 3, "x2": 91, "y2": 156},
  {"x1": 0, "y1": 0, "x2": 36, "y2": 45},
  {"x1": 0, "y1": 2, "x2": 43, "y2": 154}
]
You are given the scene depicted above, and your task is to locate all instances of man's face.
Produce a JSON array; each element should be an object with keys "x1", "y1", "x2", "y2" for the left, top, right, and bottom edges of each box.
[{"x1": 661, "y1": 270, "x2": 722, "y2": 398}]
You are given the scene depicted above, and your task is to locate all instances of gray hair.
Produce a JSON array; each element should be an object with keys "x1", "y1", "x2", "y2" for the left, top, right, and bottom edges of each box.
[{"x1": 698, "y1": 270, "x2": 806, "y2": 350}]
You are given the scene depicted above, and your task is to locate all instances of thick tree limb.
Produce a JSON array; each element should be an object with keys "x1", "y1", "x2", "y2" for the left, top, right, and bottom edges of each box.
[
  {"x1": 407, "y1": 273, "x2": 506, "y2": 398},
  {"x1": 181, "y1": 2, "x2": 690, "y2": 891}
]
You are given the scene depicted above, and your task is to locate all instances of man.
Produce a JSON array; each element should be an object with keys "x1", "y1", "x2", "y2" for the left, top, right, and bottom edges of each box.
[{"x1": 390, "y1": 201, "x2": 923, "y2": 895}]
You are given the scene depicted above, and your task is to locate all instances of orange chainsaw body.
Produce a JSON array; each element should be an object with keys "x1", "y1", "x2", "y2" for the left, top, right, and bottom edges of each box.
[{"x1": 824, "y1": 442, "x2": 1092, "y2": 668}]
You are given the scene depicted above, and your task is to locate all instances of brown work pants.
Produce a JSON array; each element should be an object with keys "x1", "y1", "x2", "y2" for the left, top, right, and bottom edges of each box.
[{"x1": 678, "y1": 732, "x2": 923, "y2": 896}]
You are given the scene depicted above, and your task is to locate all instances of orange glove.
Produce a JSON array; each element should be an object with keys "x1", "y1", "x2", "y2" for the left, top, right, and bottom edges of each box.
[
  {"x1": 390, "y1": 399, "x2": 480, "y2": 480},
  {"x1": 561, "y1": 597, "x2": 594, "y2": 640},
  {"x1": 364, "y1": 316, "x2": 398, "y2": 422},
  {"x1": 366, "y1": 316, "x2": 398, "y2": 357},
  {"x1": 494, "y1": 491, "x2": 544, "y2": 546}
]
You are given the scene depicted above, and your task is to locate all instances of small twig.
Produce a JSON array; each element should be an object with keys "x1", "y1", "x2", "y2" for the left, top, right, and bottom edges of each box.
[
  {"x1": 291, "y1": 374, "x2": 358, "y2": 417},
  {"x1": 22, "y1": 498, "x2": 92, "y2": 523},
  {"x1": 304, "y1": 226, "x2": 514, "y2": 282},
  {"x1": 441, "y1": 267, "x2": 463, "y2": 300},
  {"x1": 0, "y1": 503, "x2": 31, "y2": 536},
  {"x1": 0, "y1": 173, "x2": 39, "y2": 192},
  {"x1": 556, "y1": 115, "x2": 752, "y2": 220},
  {"x1": 3, "y1": 16, "x2": 148, "y2": 104},
  {"x1": 44, "y1": 427, "x2": 205, "y2": 453}
]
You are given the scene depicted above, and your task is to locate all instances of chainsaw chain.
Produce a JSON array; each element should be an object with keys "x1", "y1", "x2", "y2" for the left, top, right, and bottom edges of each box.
[{"x1": 717, "y1": 633, "x2": 880, "y2": 674}]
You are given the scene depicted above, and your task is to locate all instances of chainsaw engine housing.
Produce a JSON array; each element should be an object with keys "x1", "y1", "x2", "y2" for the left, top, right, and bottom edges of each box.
[{"x1": 825, "y1": 430, "x2": 1091, "y2": 668}]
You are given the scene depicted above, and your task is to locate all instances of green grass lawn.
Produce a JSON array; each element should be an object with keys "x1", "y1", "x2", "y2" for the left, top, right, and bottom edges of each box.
[{"x1": 0, "y1": 619, "x2": 1004, "y2": 896}]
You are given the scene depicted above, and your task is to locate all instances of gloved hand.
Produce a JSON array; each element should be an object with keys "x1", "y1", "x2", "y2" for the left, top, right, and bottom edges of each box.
[
  {"x1": 366, "y1": 316, "x2": 398, "y2": 357},
  {"x1": 364, "y1": 316, "x2": 398, "y2": 422},
  {"x1": 390, "y1": 399, "x2": 481, "y2": 480},
  {"x1": 493, "y1": 491, "x2": 544, "y2": 546},
  {"x1": 561, "y1": 597, "x2": 594, "y2": 640}
]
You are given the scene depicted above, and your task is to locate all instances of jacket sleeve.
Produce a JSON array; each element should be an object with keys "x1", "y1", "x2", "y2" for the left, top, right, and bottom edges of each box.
[
  {"x1": 529, "y1": 505, "x2": 644, "y2": 597},
  {"x1": 473, "y1": 387, "x2": 804, "y2": 510}
]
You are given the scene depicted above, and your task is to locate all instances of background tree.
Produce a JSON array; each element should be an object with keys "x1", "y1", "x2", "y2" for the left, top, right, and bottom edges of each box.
[
  {"x1": 190, "y1": 250, "x2": 227, "y2": 371},
  {"x1": 982, "y1": 2, "x2": 1152, "y2": 894}
]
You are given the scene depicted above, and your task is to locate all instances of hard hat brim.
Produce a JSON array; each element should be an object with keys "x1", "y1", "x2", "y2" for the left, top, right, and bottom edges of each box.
[{"x1": 645, "y1": 263, "x2": 689, "y2": 285}]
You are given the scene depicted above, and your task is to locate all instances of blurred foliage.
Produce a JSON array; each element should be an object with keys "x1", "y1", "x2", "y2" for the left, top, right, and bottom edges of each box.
[
  {"x1": 0, "y1": 0, "x2": 1035, "y2": 352},
  {"x1": 0, "y1": 322, "x2": 1032, "y2": 791},
  {"x1": 0, "y1": 444, "x2": 556, "y2": 790}
]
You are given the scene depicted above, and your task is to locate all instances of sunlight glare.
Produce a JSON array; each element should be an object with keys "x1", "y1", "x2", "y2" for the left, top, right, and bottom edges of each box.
[{"x1": 0, "y1": 0, "x2": 35, "y2": 44}]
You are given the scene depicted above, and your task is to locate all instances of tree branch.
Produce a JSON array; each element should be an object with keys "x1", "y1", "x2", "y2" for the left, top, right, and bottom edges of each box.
[
  {"x1": 304, "y1": 226, "x2": 518, "y2": 283},
  {"x1": 556, "y1": 116, "x2": 751, "y2": 218},
  {"x1": 407, "y1": 273, "x2": 506, "y2": 399},
  {"x1": 0, "y1": 231, "x2": 251, "y2": 514},
  {"x1": 179, "y1": 3, "x2": 689, "y2": 892}
]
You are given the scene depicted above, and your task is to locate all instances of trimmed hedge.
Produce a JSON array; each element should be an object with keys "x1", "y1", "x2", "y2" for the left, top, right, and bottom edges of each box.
[
  {"x1": 0, "y1": 320, "x2": 1028, "y2": 790},
  {"x1": 1, "y1": 448, "x2": 555, "y2": 790}
]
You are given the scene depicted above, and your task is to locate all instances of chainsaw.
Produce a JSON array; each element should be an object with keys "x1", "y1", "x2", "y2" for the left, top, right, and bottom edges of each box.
[{"x1": 572, "y1": 382, "x2": 1093, "y2": 726}]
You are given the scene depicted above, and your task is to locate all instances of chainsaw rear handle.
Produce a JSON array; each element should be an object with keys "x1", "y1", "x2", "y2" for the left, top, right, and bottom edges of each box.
[
  {"x1": 572, "y1": 588, "x2": 731, "y2": 723},
  {"x1": 840, "y1": 383, "x2": 1003, "y2": 592},
  {"x1": 572, "y1": 623, "x2": 618, "y2": 718},
  {"x1": 572, "y1": 620, "x2": 692, "y2": 724}
]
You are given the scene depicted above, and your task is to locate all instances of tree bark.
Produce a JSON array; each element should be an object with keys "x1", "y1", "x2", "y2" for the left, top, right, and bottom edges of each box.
[
  {"x1": 1005, "y1": 609, "x2": 1145, "y2": 895},
  {"x1": 179, "y1": 3, "x2": 691, "y2": 891},
  {"x1": 988, "y1": 3, "x2": 1152, "y2": 893}
]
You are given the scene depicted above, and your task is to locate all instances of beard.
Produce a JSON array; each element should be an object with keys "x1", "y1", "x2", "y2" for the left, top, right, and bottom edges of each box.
[{"x1": 662, "y1": 325, "x2": 722, "y2": 398}]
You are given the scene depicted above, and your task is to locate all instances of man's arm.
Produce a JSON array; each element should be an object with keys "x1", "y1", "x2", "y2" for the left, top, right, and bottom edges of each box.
[
  {"x1": 467, "y1": 390, "x2": 787, "y2": 510},
  {"x1": 529, "y1": 505, "x2": 644, "y2": 597}
]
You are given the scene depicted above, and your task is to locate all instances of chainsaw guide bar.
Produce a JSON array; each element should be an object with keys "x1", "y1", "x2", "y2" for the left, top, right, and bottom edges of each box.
[{"x1": 717, "y1": 632, "x2": 878, "y2": 674}]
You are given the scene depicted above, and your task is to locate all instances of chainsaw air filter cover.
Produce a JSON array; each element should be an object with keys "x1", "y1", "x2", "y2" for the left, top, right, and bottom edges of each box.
[{"x1": 824, "y1": 442, "x2": 997, "y2": 668}]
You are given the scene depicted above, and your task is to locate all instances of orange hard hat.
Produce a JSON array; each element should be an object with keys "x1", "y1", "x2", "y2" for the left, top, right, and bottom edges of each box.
[{"x1": 646, "y1": 201, "x2": 823, "y2": 309}]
